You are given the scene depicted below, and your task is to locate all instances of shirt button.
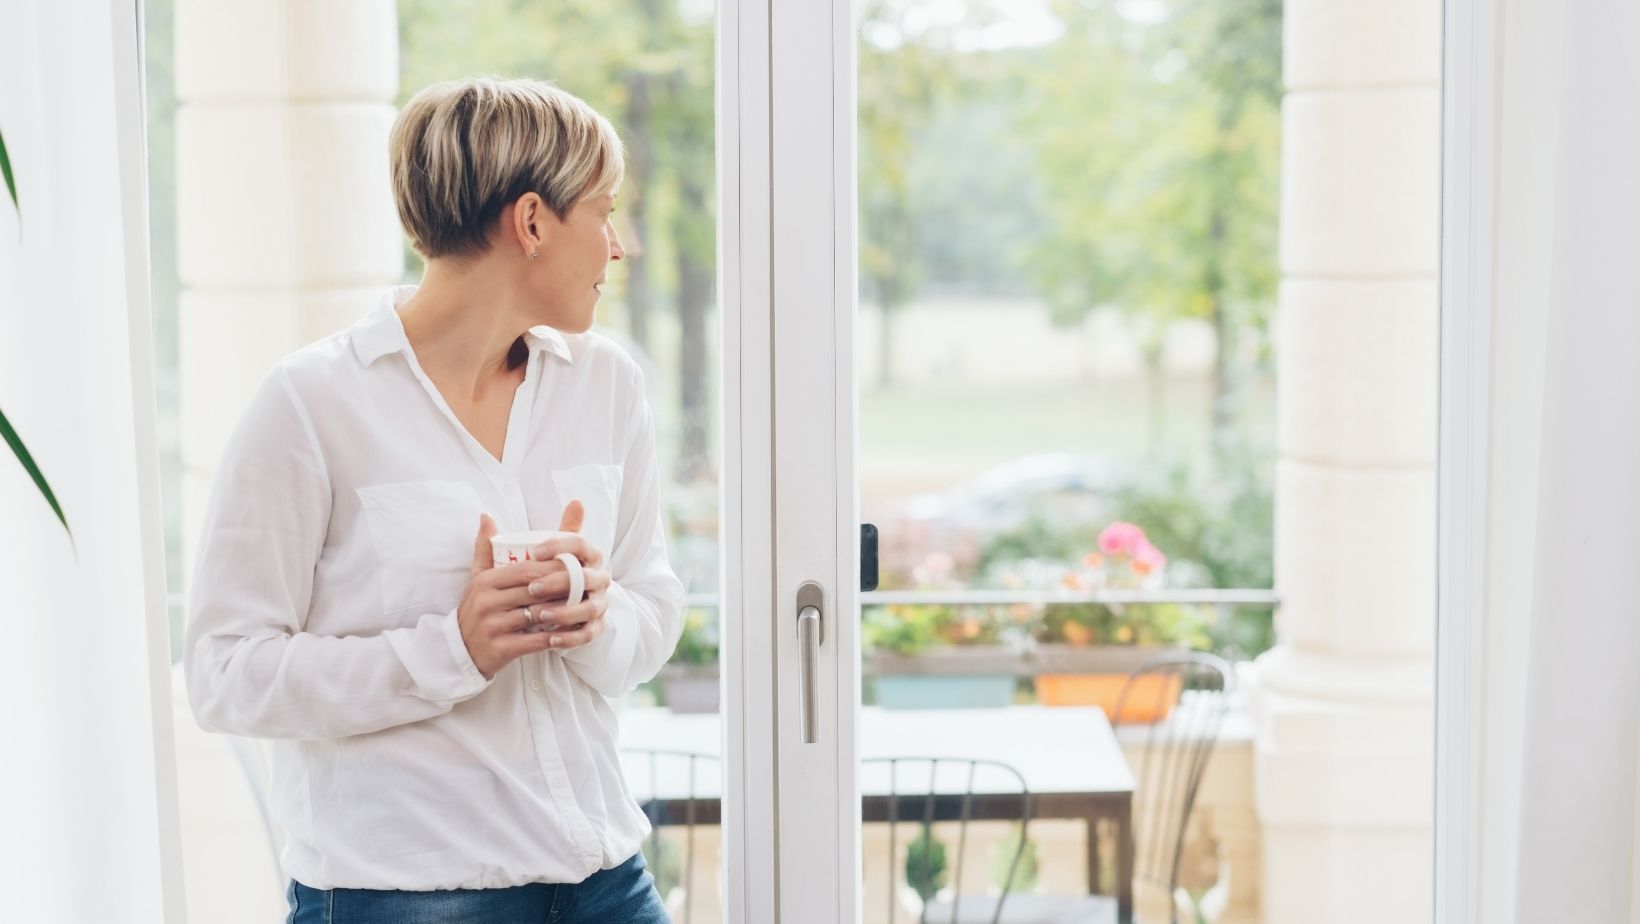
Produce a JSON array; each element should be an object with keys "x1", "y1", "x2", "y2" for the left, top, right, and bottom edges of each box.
[
  {"x1": 529, "y1": 679, "x2": 541, "y2": 692},
  {"x1": 500, "y1": 482, "x2": 518, "y2": 496},
  {"x1": 550, "y1": 772, "x2": 569, "y2": 789}
]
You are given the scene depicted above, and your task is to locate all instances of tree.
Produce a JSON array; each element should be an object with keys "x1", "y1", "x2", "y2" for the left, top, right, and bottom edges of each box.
[
  {"x1": 1019, "y1": 0, "x2": 1281, "y2": 456},
  {"x1": 856, "y1": 0, "x2": 1014, "y2": 388}
]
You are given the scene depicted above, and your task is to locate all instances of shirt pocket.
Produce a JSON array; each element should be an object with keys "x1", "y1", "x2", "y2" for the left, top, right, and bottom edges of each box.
[
  {"x1": 356, "y1": 479, "x2": 483, "y2": 616},
  {"x1": 550, "y1": 463, "x2": 624, "y2": 561}
]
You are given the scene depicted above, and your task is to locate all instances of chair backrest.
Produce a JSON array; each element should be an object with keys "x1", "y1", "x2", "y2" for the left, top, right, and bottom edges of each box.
[
  {"x1": 861, "y1": 756, "x2": 1033, "y2": 924},
  {"x1": 620, "y1": 747, "x2": 722, "y2": 924},
  {"x1": 1112, "y1": 653, "x2": 1234, "y2": 922}
]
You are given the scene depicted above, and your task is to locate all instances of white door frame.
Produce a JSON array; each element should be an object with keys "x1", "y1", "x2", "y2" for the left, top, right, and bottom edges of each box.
[
  {"x1": 1436, "y1": 0, "x2": 1497, "y2": 921},
  {"x1": 718, "y1": 0, "x2": 861, "y2": 921},
  {"x1": 717, "y1": 0, "x2": 778, "y2": 919},
  {"x1": 723, "y1": 0, "x2": 1499, "y2": 919}
]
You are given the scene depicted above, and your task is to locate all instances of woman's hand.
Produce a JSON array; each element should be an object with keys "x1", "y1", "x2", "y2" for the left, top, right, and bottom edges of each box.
[
  {"x1": 524, "y1": 500, "x2": 612, "y2": 652},
  {"x1": 456, "y1": 506, "x2": 613, "y2": 679}
]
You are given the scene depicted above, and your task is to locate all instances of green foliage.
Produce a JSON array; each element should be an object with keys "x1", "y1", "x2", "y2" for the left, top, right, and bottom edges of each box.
[
  {"x1": 971, "y1": 443, "x2": 1274, "y2": 657},
  {"x1": 863, "y1": 604, "x2": 946, "y2": 656},
  {"x1": 669, "y1": 607, "x2": 719, "y2": 666},
  {"x1": 1018, "y1": 0, "x2": 1283, "y2": 449},
  {"x1": 974, "y1": 515, "x2": 1101, "y2": 578},
  {"x1": 0, "y1": 124, "x2": 71, "y2": 544},
  {"x1": 1107, "y1": 447, "x2": 1275, "y2": 655},
  {"x1": 904, "y1": 826, "x2": 949, "y2": 902},
  {"x1": 0, "y1": 126, "x2": 16, "y2": 214},
  {"x1": 861, "y1": 603, "x2": 1013, "y2": 656},
  {"x1": 1021, "y1": 0, "x2": 1282, "y2": 325},
  {"x1": 991, "y1": 824, "x2": 1039, "y2": 893},
  {"x1": 1, "y1": 407, "x2": 70, "y2": 542},
  {"x1": 641, "y1": 832, "x2": 684, "y2": 899},
  {"x1": 1034, "y1": 600, "x2": 1211, "y2": 650}
]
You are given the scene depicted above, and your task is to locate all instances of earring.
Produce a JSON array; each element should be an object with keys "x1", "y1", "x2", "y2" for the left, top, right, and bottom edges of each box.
[{"x1": 529, "y1": 251, "x2": 539, "y2": 260}]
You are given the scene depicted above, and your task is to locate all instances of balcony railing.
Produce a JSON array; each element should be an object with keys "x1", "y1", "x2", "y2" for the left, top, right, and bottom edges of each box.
[{"x1": 167, "y1": 589, "x2": 1280, "y2": 620}]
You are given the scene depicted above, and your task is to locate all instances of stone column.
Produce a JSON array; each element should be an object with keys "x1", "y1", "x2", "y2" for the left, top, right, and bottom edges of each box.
[
  {"x1": 174, "y1": 0, "x2": 402, "y2": 574},
  {"x1": 1251, "y1": 1, "x2": 1442, "y2": 922}
]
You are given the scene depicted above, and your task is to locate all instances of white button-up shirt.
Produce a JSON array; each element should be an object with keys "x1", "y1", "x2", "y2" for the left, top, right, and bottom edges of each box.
[{"x1": 183, "y1": 286, "x2": 686, "y2": 891}]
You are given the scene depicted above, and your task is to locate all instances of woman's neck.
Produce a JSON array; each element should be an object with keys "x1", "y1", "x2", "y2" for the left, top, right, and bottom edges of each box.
[{"x1": 398, "y1": 256, "x2": 532, "y2": 401}]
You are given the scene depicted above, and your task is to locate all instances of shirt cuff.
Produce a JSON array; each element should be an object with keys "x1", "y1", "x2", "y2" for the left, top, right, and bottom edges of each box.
[
  {"x1": 438, "y1": 606, "x2": 492, "y2": 696},
  {"x1": 560, "y1": 581, "x2": 639, "y2": 672}
]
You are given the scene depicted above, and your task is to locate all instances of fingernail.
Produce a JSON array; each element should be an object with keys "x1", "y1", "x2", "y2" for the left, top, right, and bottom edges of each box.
[
  {"x1": 549, "y1": 635, "x2": 562, "y2": 647},
  {"x1": 529, "y1": 581, "x2": 545, "y2": 595}
]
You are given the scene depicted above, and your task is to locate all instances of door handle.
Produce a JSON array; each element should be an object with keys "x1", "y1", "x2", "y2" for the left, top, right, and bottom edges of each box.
[{"x1": 796, "y1": 581, "x2": 824, "y2": 744}]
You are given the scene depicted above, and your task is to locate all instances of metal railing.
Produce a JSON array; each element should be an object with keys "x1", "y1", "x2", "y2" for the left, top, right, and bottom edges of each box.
[
  {"x1": 167, "y1": 588, "x2": 1280, "y2": 618},
  {"x1": 702, "y1": 589, "x2": 1279, "y2": 608}
]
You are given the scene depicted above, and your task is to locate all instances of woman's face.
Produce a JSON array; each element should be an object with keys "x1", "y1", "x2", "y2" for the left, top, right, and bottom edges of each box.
[{"x1": 532, "y1": 191, "x2": 625, "y2": 333}]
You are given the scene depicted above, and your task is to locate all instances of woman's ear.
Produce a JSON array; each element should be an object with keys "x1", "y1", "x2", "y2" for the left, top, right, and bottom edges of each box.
[{"x1": 511, "y1": 192, "x2": 551, "y2": 257}]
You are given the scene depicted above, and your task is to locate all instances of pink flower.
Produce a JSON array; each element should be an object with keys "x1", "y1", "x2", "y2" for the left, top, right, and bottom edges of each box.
[
  {"x1": 1132, "y1": 540, "x2": 1167, "y2": 575},
  {"x1": 1098, "y1": 521, "x2": 1146, "y2": 556}
]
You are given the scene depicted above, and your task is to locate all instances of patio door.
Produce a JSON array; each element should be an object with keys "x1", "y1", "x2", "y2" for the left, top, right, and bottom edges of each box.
[
  {"x1": 719, "y1": 0, "x2": 861, "y2": 920},
  {"x1": 741, "y1": 0, "x2": 1349, "y2": 921}
]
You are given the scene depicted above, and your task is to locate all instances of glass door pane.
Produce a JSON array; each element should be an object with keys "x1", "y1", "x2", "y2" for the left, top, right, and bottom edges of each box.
[
  {"x1": 150, "y1": 3, "x2": 761, "y2": 921},
  {"x1": 853, "y1": 1, "x2": 1440, "y2": 923}
]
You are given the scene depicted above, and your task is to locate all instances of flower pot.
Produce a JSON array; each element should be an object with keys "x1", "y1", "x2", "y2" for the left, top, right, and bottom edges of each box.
[
  {"x1": 865, "y1": 647, "x2": 1020, "y2": 710},
  {"x1": 872, "y1": 675, "x2": 1016, "y2": 710},
  {"x1": 656, "y1": 664, "x2": 720, "y2": 714},
  {"x1": 1033, "y1": 673, "x2": 1181, "y2": 721},
  {"x1": 1028, "y1": 644, "x2": 1185, "y2": 722}
]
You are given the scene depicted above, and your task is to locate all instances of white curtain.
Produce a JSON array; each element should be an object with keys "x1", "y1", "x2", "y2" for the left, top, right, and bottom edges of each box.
[
  {"x1": 1513, "y1": 0, "x2": 1640, "y2": 920},
  {"x1": 0, "y1": 1, "x2": 185, "y2": 921}
]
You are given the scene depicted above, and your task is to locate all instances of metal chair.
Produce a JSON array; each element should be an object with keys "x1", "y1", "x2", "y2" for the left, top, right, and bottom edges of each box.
[
  {"x1": 862, "y1": 756, "x2": 1038, "y2": 924},
  {"x1": 1111, "y1": 653, "x2": 1235, "y2": 924},
  {"x1": 620, "y1": 747, "x2": 722, "y2": 924}
]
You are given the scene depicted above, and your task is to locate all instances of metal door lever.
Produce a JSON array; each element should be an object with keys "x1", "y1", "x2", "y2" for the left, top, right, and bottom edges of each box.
[{"x1": 796, "y1": 581, "x2": 824, "y2": 743}]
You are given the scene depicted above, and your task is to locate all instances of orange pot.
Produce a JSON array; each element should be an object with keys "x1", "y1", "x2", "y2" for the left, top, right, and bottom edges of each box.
[{"x1": 1033, "y1": 672, "x2": 1182, "y2": 723}]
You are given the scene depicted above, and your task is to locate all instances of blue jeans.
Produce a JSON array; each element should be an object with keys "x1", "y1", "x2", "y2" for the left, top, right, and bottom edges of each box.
[{"x1": 285, "y1": 852, "x2": 670, "y2": 924}]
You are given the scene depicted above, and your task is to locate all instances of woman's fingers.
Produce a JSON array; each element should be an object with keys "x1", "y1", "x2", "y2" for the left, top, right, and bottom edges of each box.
[
  {"x1": 492, "y1": 610, "x2": 606, "y2": 659},
  {"x1": 529, "y1": 534, "x2": 605, "y2": 568},
  {"x1": 482, "y1": 557, "x2": 584, "y2": 591},
  {"x1": 488, "y1": 569, "x2": 610, "y2": 609},
  {"x1": 538, "y1": 615, "x2": 606, "y2": 650}
]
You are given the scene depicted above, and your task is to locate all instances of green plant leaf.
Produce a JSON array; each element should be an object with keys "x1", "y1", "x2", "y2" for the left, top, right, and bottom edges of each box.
[
  {"x1": 0, "y1": 127, "x2": 15, "y2": 214},
  {"x1": 1, "y1": 406, "x2": 71, "y2": 541}
]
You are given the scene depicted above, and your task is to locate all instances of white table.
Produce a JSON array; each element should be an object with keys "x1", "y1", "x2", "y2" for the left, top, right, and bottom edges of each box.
[{"x1": 618, "y1": 705, "x2": 1136, "y2": 919}]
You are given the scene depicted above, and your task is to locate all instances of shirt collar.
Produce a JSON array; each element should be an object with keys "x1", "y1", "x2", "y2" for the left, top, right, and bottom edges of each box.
[{"x1": 350, "y1": 285, "x2": 575, "y2": 368}]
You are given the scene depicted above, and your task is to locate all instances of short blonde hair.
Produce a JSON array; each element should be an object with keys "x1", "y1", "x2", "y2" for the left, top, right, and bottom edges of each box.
[{"x1": 390, "y1": 76, "x2": 626, "y2": 259}]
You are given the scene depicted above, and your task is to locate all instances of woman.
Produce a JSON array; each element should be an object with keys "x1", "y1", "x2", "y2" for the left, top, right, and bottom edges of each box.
[{"x1": 184, "y1": 76, "x2": 685, "y2": 922}]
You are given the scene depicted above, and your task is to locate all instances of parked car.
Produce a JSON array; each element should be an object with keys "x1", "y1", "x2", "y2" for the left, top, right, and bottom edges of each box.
[{"x1": 878, "y1": 453, "x2": 1124, "y2": 582}]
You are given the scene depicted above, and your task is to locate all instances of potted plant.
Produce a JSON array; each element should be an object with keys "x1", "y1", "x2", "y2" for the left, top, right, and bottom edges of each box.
[
  {"x1": 1018, "y1": 522, "x2": 1209, "y2": 720},
  {"x1": 991, "y1": 823, "x2": 1039, "y2": 895},
  {"x1": 862, "y1": 551, "x2": 1024, "y2": 710},
  {"x1": 900, "y1": 826, "x2": 950, "y2": 916},
  {"x1": 862, "y1": 602, "x2": 1021, "y2": 710},
  {"x1": 655, "y1": 607, "x2": 720, "y2": 713}
]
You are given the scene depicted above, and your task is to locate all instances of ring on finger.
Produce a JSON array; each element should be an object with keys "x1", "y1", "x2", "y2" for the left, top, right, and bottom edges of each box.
[{"x1": 522, "y1": 605, "x2": 535, "y2": 629}]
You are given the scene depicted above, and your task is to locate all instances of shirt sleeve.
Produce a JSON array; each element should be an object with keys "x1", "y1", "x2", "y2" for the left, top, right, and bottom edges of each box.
[
  {"x1": 559, "y1": 367, "x2": 687, "y2": 697},
  {"x1": 183, "y1": 365, "x2": 491, "y2": 741}
]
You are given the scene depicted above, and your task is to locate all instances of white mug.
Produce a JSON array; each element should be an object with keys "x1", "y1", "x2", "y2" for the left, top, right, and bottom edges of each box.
[{"x1": 489, "y1": 530, "x2": 585, "y2": 614}]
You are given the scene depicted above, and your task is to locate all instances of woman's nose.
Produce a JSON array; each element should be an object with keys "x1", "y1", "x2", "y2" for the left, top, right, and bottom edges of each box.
[{"x1": 608, "y1": 228, "x2": 627, "y2": 262}]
